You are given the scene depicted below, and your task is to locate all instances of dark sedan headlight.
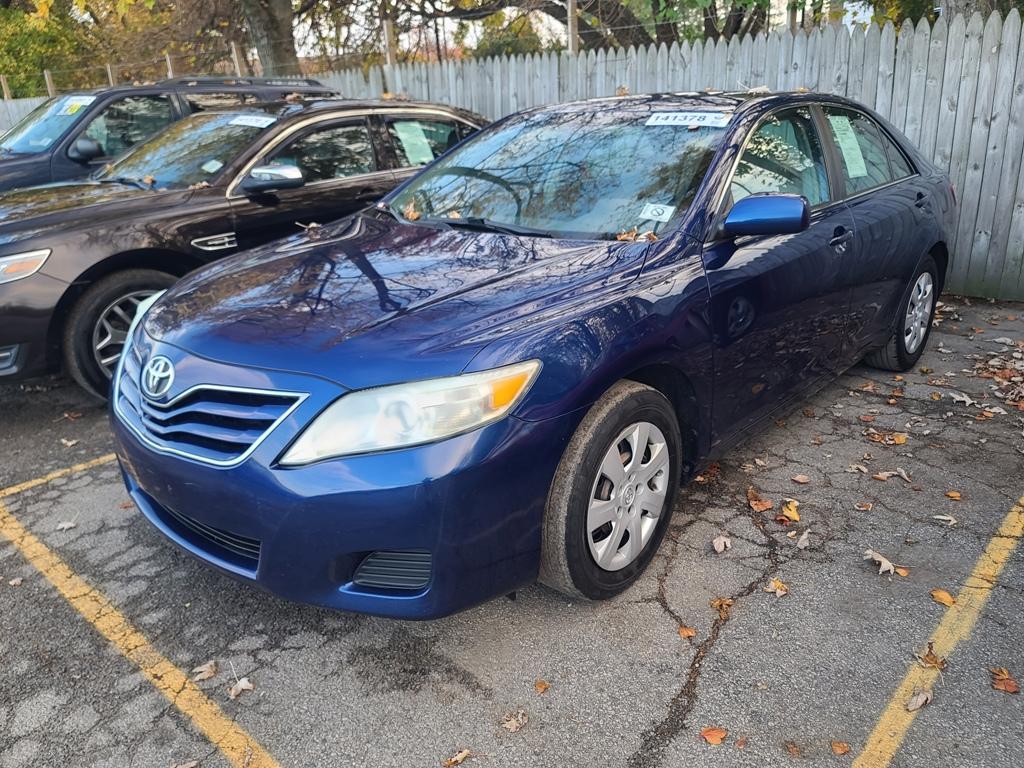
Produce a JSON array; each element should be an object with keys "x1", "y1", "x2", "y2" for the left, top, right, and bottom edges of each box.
[{"x1": 0, "y1": 249, "x2": 50, "y2": 284}]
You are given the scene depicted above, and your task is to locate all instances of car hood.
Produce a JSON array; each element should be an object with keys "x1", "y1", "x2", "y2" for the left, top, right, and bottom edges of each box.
[{"x1": 145, "y1": 214, "x2": 647, "y2": 390}]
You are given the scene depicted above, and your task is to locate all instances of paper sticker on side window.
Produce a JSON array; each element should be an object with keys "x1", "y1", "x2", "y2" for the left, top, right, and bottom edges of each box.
[
  {"x1": 229, "y1": 115, "x2": 277, "y2": 129},
  {"x1": 646, "y1": 112, "x2": 732, "y2": 128},
  {"x1": 827, "y1": 115, "x2": 868, "y2": 178}
]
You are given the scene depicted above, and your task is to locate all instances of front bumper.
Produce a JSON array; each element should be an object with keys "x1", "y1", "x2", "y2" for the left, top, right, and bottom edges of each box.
[
  {"x1": 111, "y1": 341, "x2": 578, "y2": 619},
  {"x1": 0, "y1": 272, "x2": 67, "y2": 380}
]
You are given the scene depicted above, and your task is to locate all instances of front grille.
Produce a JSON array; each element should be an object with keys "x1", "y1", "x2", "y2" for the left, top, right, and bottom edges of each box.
[
  {"x1": 155, "y1": 498, "x2": 261, "y2": 572},
  {"x1": 115, "y1": 346, "x2": 304, "y2": 466},
  {"x1": 353, "y1": 550, "x2": 432, "y2": 590}
]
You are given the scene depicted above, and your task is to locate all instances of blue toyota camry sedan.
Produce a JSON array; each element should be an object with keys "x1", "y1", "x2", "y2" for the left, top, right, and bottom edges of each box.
[{"x1": 111, "y1": 91, "x2": 955, "y2": 619}]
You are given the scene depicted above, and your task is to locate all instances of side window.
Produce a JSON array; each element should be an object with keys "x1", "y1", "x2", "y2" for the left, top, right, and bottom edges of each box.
[
  {"x1": 822, "y1": 107, "x2": 896, "y2": 195},
  {"x1": 729, "y1": 107, "x2": 830, "y2": 207},
  {"x1": 386, "y1": 117, "x2": 461, "y2": 167},
  {"x1": 883, "y1": 134, "x2": 914, "y2": 180},
  {"x1": 79, "y1": 95, "x2": 175, "y2": 158},
  {"x1": 186, "y1": 92, "x2": 256, "y2": 112},
  {"x1": 268, "y1": 122, "x2": 376, "y2": 183}
]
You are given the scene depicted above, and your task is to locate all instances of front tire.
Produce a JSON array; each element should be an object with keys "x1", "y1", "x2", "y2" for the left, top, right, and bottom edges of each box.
[
  {"x1": 539, "y1": 380, "x2": 682, "y2": 600},
  {"x1": 864, "y1": 255, "x2": 938, "y2": 372},
  {"x1": 63, "y1": 269, "x2": 177, "y2": 400}
]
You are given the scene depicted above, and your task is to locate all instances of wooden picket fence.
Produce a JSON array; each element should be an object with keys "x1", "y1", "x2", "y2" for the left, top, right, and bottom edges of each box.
[{"x1": 318, "y1": 11, "x2": 1024, "y2": 301}]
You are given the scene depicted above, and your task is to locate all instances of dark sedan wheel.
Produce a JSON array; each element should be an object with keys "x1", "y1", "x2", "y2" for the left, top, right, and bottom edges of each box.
[
  {"x1": 539, "y1": 380, "x2": 681, "y2": 600},
  {"x1": 865, "y1": 254, "x2": 938, "y2": 372},
  {"x1": 63, "y1": 269, "x2": 177, "y2": 399}
]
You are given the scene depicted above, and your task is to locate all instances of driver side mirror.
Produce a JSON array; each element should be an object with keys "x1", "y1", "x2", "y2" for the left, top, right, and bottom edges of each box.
[
  {"x1": 240, "y1": 164, "x2": 305, "y2": 195},
  {"x1": 67, "y1": 137, "x2": 103, "y2": 164},
  {"x1": 722, "y1": 194, "x2": 810, "y2": 238}
]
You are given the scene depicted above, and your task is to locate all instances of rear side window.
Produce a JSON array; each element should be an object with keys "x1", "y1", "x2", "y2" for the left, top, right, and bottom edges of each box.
[
  {"x1": 822, "y1": 107, "x2": 908, "y2": 195},
  {"x1": 80, "y1": 95, "x2": 175, "y2": 158},
  {"x1": 386, "y1": 117, "x2": 461, "y2": 167},
  {"x1": 185, "y1": 92, "x2": 257, "y2": 112}
]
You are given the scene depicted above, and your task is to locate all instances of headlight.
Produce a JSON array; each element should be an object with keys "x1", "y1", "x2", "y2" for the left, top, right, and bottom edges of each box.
[
  {"x1": 0, "y1": 249, "x2": 50, "y2": 284},
  {"x1": 281, "y1": 360, "x2": 541, "y2": 465}
]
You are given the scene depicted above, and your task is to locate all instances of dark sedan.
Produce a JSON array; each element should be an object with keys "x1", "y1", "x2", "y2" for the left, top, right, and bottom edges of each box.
[
  {"x1": 0, "y1": 77, "x2": 336, "y2": 192},
  {"x1": 111, "y1": 91, "x2": 955, "y2": 619},
  {"x1": 0, "y1": 99, "x2": 486, "y2": 396}
]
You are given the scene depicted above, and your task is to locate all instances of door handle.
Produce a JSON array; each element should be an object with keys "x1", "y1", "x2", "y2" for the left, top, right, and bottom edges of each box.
[
  {"x1": 829, "y1": 226, "x2": 853, "y2": 249},
  {"x1": 915, "y1": 192, "x2": 928, "y2": 208}
]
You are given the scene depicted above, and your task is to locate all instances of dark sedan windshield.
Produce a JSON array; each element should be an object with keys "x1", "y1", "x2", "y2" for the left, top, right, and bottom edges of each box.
[
  {"x1": 0, "y1": 94, "x2": 97, "y2": 155},
  {"x1": 389, "y1": 108, "x2": 729, "y2": 239},
  {"x1": 95, "y1": 111, "x2": 278, "y2": 189}
]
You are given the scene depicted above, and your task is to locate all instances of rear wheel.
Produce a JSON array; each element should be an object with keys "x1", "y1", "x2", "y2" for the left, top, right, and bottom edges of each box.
[
  {"x1": 864, "y1": 255, "x2": 938, "y2": 372},
  {"x1": 539, "y1": 380, "x2": 681, "y2": 600},
  {"x1": 63, "y1": 269, "x2": 177, "y2": 400}
]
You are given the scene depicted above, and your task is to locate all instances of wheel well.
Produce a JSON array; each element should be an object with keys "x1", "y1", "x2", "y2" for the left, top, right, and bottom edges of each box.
[
  {"x1": 930, "y1": 242, "x2": 949, "y2": 294},
  {"x1": 45, "y1": 249, "x2": 201, "y2": 369},
  {"x1": 625, "y1": 363, "x2": 702, "y2": 482}
]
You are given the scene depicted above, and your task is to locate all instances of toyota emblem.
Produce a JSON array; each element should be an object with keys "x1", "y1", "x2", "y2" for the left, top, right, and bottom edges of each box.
[{"x1": 141, "y1": 355, "x2": 175, "y2": 400}]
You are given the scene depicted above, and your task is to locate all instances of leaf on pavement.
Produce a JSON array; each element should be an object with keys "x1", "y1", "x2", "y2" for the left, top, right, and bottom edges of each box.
[
  {"x1": 775, "y1": 499, "x2": 799, "y2": 524},
  {"x1": 678, "y1": 625, "x2": 697, "y2": 639},
  {"x1": 894, "y1": 566, "x2": 910, "y2": 577},
  {"x1": 501, "y1": 708, "x2": 528, "y2": 733},
  {"x1": 228, "y1": 677, "x2": 254, "y2": 700},
  {"x1": 932, "y1": 514, "x2": 958, "y2": 527},
  {"x1": 855, "y1": 502, "x2": 874, "y2": 512},
  {"x1": 906, "y1": 688, "x2": 933, "y2": 712},
  {"x1": 784, "y1": 740, "x2": 803, "y2": 757},
  {"x1": 864, "y1": 549, "x2": 896, "y2": 576},
  {"x1": 831, "y1": 741, "x2": 850, "y2": 755},
  {"x1": 747, "y1": 487, "x2": 773, "y2": 513},
  {"x1": 172, "y1": 761, "x2": 200, "y2": 768},
  {"x1": 712, "y1": 534, "x2": 732, "y2": 554},
  {"x1": 700, "y1": 727, "x2": 728, "y2": 745},
  {"x1": 56, "y1": 520, "x2": 77, "y2": 532},
  {"x1": 443, "y1": 749, "x2": 472, "y2": 767},
  {"x1": 848, "y1": 463, "x2": 869, "y2": 474},
  {"x1": 711, "y1": 597, "x2": 734, "y2": 620},
  {"x1": 735, "y1": 735, "x2": 748, "y2": 749},
  {"x1": 945, "y1": 490, "x2": 962, "y2": 501},
  {"x1": 763, "y1": 578, "x2": 788, "y2": 597},
  {"x1": 916, "y1": 642, "x2": 947, "y2": 670},
  {"x1": 796, "y1": 529, "x2": 810, "y2": 550},
  {"x1": 191, "y1": 660, "x2": 217, "y2": 682},
  {"x1": 930, "y1": 588, "x2": 956, "y2": 607},
  {"x1": 791, "y1": 474, "x2": 811, "y2": 484},
  {"x1": 990, "y1": 667, "x2": 1020, "y2": 694},
  {"x1": 60, "y1": 438, "x2": 79, "y2": 448},
  {"x1": 8, "y1": 577, "x2": 24, "y2": 586},
  {"x1": 534, "y1": 679, "x2": 550, "y2": 694}
]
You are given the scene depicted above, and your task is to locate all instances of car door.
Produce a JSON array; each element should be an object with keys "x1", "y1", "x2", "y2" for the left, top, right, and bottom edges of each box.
[
  {"x1": 376, "y1": 112, "x2": 479, "y2": 183},
  {"x1": 50, "y1": 93, "x2": 180, "y2": 182},
  {"x1": 229, "y1": 116, "x2": 395, "y2": 250},
  {"x1": 702, "y1": 105, "x2": 855, "y2": 441},
  {"x1": 818, "y1": 105, "x2": 924, "y2": 359}
]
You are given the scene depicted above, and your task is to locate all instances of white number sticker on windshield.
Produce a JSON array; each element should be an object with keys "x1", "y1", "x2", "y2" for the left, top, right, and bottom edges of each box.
[
  {"x1": 645, "y1": 112, "x2": 731, "y2": 128},
  {"x1": 640, "y1": 203, "x2": 676, "y2": 222},
  {"x1": 229, "y1": 115, "x2": 277, "y2": 129}
]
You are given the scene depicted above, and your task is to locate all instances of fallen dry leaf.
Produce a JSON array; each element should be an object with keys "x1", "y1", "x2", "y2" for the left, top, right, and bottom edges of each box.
[
  {"x1": 191, "y1": 660, "x2": 217, "y2": 682},
  {"x1": 678, "y1": 625, "x2": 697, "y2": 640},
  {"x1": 60, "y1": 438, "x2": 78, "y2": 448},
  {"x1": 930, "y1": 588, "x2": 956, "y2": 607},
  {"x1": 791, "y1": 474, "x2": 811, "y2": 485},
  {"x1": 831, "y1": 741, "x2": 850, "y2": 755},
  {"x1": 735, "y1": 735, "x2": 748, "y2": 749},
  {"x1": 764, "y1": 578, "x2": 788, "y2": 597},
  {"x1": 56, "y1": 520, "x2": 77, "y2": 532},
  {"x1": 775, "y1": 499, "x2": 799, "y2": 524},
  {"x1": 534, "y1": 679, "x2": 550, "y2": 694},
  {"x1": 916, "y1": 642, "x2": 947, "y2": 670},
  {"x1": 906, "y1": 687, "x2": 933, "y2": 711},
  {"x1": 711, "y1": 597, "x2": 734, "y2": 620},
  {"x1": 8, "y1": 577, "x2": 23, "y2": 587},
  {"x1": 945, "y1": 490, "x2": 962, "y2": 501},
  {"x1": 712, "y1": 534, "x2": 732, "y2": 554},
  {"x1": 616, "y1": 226, "x2": 639, "y2": 241},
  {"x1": 796, "y1": 530, "x2": 810, "y2": 550},
  {"x1": 864, "y1": 549, "x2": 896, "y2": 576},
  {"x1": 402, "y1": 201, "x2": 421, "y2": 221},
  {"x1": 894, "y1": 566, "x2": 910, "y2": 577},
  {"x1": 855, "y1": 502, "x2": 874, "y2": 512},
  {"x1": 747, "y1": 487, "x2": 773, "y2": 513},
  {"x1": 784, "y1": 740, "x2": 803, "y2": 757},
  {"x1": 700, "y1": 727, "x2": 728, "y2": 745},
  {"x1": 932, "y1": 514, "x2": 958, "y2": 527},
  {"x1": 443, "y1": 749, "x2": 472, "y2": 767},
  {"x1": 990, "y1": 667, "x2": 1020, "y2": 694},
  {"x1": 228, "y1": 677, "x2": 254, "y2": 700},
  {"x1": 172, "y1": 761, "x2": 200, "y2": 768},
  {"x1": 501, "y1": 708, "x2": 528, "y2": 733},
  {"x1": 859, "y1": 414, "x2": 876, "y2": 423}
]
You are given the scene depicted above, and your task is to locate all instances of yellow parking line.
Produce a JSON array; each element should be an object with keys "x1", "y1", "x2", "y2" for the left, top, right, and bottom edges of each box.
[
  {"x1": 0, "y1": 453, "x2": 117, "y2": 499},
  {"x1": 0, "y1": 464, "x2": 280, "y2": 768},
  {"x1": 853, "y1": 495, "x2": 1024, "y2": 768}
]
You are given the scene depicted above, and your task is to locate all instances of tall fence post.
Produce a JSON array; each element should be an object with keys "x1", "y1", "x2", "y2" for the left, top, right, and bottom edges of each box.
[
  {"x1": 106, "y1": 63, "x2": 116, "y2": 86},
  {"x1": 567, "y1": 0, "x2": 579, "y2": 55},
  {"x1": 165, "y1": 52, "x2": 174, "y2": 79},
  {"x1": 0, "y1": 75, "x2": 11, "y2": 102},
  {"x1": 230, "y1": 42, "x2": 244, "y2": 77},
  {"x1": 43, "y1": 70, "x2": 55, "y2": 97},
  {"x1": 383, "y1": 2, "x2": 398, "y2": 67}
]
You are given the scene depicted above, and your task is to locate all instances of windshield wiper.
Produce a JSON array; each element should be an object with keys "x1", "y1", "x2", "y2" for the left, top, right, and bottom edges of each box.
[
  {"x1": 97, "y1": 176, "x2": 151, "y2": 191},
  {"x1": 423, "y1": 216, "x2": 553, "y2": 238}
]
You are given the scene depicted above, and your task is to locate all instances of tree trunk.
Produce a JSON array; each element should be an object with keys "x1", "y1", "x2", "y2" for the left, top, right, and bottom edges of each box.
[{"x1": 239, "y1": 0, "x2": 300, "y2": 77}]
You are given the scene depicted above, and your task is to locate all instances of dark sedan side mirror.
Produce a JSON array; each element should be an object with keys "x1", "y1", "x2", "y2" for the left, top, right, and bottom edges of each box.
[
  {"x1": 240, "y1": 164, "x2": 305, "y2": 195},
  {"x1": 67, "y1": 137, "x2": 104, "y2": 164},
  {"x1": 722, "y1": 194, "x2": 810, "y2": 238}
]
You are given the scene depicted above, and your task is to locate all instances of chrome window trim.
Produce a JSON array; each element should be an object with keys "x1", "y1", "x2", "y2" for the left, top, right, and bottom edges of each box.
[
  {"x1": 225, "y1": 106, "x2": 469, "y2": 199},
  {"x1": 113, "y1": 375, "x2": 309, "y2": 469}
]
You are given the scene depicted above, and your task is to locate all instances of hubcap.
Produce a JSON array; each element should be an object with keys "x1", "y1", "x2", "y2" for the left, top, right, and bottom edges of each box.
[
  {"x1": 903, "y1": 272, "x2": 934, "y2": 355},
  {"x1": 587, "y1": 421, "x2": 671, "y2": 572},
  {"x1": 91, "y1": 290, "x2": 158, "y2": 380}
]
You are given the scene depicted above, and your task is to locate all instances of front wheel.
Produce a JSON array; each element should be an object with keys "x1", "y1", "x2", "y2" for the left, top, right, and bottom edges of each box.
[
  {"x1": 864, "y1": 255, "x2": 938, "y2": 372},
  {"x1": 539, "y1": 380, "x2": 682, "y2": 600},
  {"x1": 63, "y1": 269, "x2": 177, "y2": 400}
]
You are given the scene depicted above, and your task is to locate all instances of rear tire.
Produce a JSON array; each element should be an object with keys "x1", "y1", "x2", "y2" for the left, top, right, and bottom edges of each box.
[
  {"x1": 539, "y1": 380, "x2": 681, "y2": 600},
  {"x1": 63, "y1": 269, "x2": 177, "y2": 400},
  {"x1": 864, "y1": 255, "x2": 938, "y2": 372}
]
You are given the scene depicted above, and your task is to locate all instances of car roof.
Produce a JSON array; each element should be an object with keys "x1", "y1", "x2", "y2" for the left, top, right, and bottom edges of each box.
[
  {"x1": 536, "y1": 89, "x2": 862, "y2": 115},
  {"x1": 191, "y1": 97, "x2": 488, "y2": 125},
  {"x1": 63, "y1": 77, "x2": 333, "y2": 97}
]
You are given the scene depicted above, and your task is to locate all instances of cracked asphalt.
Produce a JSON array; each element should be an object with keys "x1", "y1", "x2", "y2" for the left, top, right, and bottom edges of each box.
[{"x1": 1, "y1": 297, "x2": 1023, "y2": 768}]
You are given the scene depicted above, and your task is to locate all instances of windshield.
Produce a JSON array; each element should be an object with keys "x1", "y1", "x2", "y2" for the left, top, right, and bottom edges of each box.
[
  {"x1": 96, "y1": 111, "x2": 278, "y2": 189},
  {"x1": 388, "y1": 107, "x2": 728, "y2": 240},
  {"x1": 0, "y1": 94, "x2": 97, "y2": 155}
]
